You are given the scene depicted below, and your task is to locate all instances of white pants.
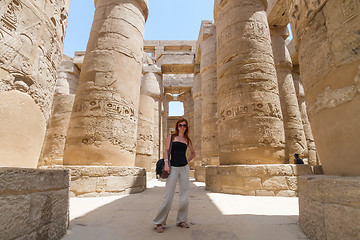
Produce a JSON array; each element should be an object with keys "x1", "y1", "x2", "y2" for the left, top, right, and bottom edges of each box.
[{"x1": 153, "y1": 165, "x2": 190, "y2": 225}]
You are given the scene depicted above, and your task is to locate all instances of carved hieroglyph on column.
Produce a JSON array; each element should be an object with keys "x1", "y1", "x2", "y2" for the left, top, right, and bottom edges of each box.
[
  {"x1": 288, "y1": 0, "x2": 360, "y2": 176},
  {"x1": 215, "y1": 0, "x2": 285, "y2": 164},
  {"x1": 0, "y1": 0, "x2": 70, "y2": 167},
  {"x1": 39, "y1": 57, "x2": 80, "y2": 166},
  {"x1": 271, "y1": 26, "x2": 307, "y2": 163},
  {"x1": 292, "y1": 66, "x2": 318, "y2": 166},
  {"x1": 199, "y1": 23, "x2": 219, "y2": 166},
  {"x1": 135, "y1": 66, "x2": 161, "y2": 171},
  {"x1": 63, "y1": 0, "x2": 149, "y2": 166},
  {"x1": 192, "y1": 68, "x2": 202, "y2": 167}
]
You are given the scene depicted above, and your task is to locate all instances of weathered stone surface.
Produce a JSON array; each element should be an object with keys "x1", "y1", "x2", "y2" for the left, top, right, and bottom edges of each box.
[
  {"x1": 0, "y1": 168, "x2": 69, "y2": 240},
  {"x1": 0, "y1": 167, "x2": 69, "y2": 193},
  {"x1": 46, "y1": 166, "x2": 146, "y2": 197},
  {"x1": 271, "y1": 26, "x2": 308, "y2": 163},
  {"x1": 299, "y1": 175, "x2": 360, "y2": 240},
  {"x1": 291, "y1": 65, "x2": 318, "y2": 166},
  {"x1": 0, "y1": 91, "x2": 46, "y2": 168},
  {"x1": 0, "y1": 0, "x2": 71, "y2": 121},
  {"x1": 158, "y1": 52, "x2": 195, "y2": 74},
  {"x1": 39, "y1": 57, "x2": 80, "y2": 166},
  {"x1": 215, "y1": 0, "x2": 286, "y2": 164},
  {"x1": 266, "y1": 0, "x2": 289, "y2": 27},
  {"x1": 206, "y1": 164, "x2": 313, "y2": 196},
  {"x1": 135, "y1": 71, "x2": 161, "y2": 172},
  {"x1": 63, "y1": 0, "x2": 149, "y2": 166},
  {"x1": 192, "y1": 69, "x2": 202, "y2": 167},
  {"x1": 197, "y1": 21, "x2": 219, "y2": 167},
  {"x1": 195, "y1": 166, "x2": 206, "y2": 182},
  {"x1": 288, "y1": 0, "x2": 360, "y2": 176}
]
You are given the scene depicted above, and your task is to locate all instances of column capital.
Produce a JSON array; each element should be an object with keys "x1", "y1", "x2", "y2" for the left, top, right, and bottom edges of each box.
[
  {"x1": 270, "y1": 25, "x2": 289, "y2": 40},
  {"x1": 94, "y1": 0, "x2": 149, "y2": 21}
]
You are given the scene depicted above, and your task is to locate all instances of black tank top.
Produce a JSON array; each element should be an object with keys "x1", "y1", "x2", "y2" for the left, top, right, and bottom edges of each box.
[{"x1": 170, "y1": 141, "x2": 188, "y2": 167}]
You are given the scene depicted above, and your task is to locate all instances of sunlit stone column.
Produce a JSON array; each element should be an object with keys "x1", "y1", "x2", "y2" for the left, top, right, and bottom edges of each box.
[
  {"x1": 0, "y1": 0, "x2": 70, "y2": 168},
  {"x1": 135, "y1": 69, "x2": 161, "y2": 172},
  {"x1": 192, "y1": 67, "x2": 202, "y2": 167},
  {"x1": 63, "y1": 0, "x2": 148, "y2": 166},
  {"x1": 214, "y1": 0, "x2": 285, "y2": 164},
  {"x1": 288, "y1": 0, "x2": 360, "y2": 175},
  {"x1": 271, "y1": 26, "x2": 307, "y2": 163},
  {"x1": 183, "y1": 91, "x2": 195, "y2": 169},
  {"x1": 39, "y1": 57, "x2": 80, "y2": 166},
  {"x1": 292, "y1": 66, "x2": 318, "y2": 166},
  {"x1": 200, "y1": 23, "x2": 219, "y2": 166}
]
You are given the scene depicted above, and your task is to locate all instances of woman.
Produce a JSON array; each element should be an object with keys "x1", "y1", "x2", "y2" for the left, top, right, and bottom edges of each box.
[{"x1": 153, "y1": 118, "x2": 196, "y2": 233}]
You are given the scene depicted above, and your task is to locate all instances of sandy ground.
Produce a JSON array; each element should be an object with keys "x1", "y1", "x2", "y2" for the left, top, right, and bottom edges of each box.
[{"x1": 63, "y1": 179, "x2": 308, "y2": 240}]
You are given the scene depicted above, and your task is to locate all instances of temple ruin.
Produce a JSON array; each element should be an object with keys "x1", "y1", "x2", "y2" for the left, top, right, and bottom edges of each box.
[{"x1": 1, "y1": 0, "x2": 359, "y2": 239}]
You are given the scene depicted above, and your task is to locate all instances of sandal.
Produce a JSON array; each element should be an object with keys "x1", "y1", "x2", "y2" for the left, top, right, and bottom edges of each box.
[
  {"x1": 177, "y1": 222, "x2": 190, "y2": 228},
  {"x1": 155, "y1": 224, "x2": 164, "y2": 233}
]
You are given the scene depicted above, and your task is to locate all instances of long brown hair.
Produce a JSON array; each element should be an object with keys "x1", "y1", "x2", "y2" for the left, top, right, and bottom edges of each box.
[{"x1": 174, "y1": 118, "x2": 192, "y2": 145}]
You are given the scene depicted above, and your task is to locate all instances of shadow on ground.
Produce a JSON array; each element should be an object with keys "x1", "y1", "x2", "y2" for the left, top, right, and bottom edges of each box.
[{"x1": 63, "y1": 180, "x2": 308, "y2": 240}]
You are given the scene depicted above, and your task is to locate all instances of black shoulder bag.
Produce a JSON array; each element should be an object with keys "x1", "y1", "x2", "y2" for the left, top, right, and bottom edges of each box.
[{"x1": 156, "y1": 134, "x2": 174, "y2": 179}]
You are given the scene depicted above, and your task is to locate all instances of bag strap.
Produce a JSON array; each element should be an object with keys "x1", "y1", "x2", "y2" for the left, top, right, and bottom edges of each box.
[{"x1": 168, "y1": 134, "x2": 174, "y2": 161}]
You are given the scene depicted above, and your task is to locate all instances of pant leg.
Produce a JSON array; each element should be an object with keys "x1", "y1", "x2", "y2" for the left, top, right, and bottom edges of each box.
[
  {"x1": 153, "y1": 166, "x2": 179, "y2": 225},
  {"x1": 177, "y1": 165, "x2": 190, "y2": 223}
]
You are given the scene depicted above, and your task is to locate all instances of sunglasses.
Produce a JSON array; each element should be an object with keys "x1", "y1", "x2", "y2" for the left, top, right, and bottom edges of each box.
[{"x1": 178, "y1": 124, "x2": 187, "y2": 127}]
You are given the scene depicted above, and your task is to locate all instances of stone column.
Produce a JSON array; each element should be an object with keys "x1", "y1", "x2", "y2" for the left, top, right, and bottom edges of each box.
[
  {"x1": 271, "y1": 26, "x2": 308, "y2": 163},
  {"x1": 192, "y1": 67, "x2": 202, "y2": 167},
  {"x1": 288, "y1": 0, "x2": 360, "y2": 176},
  {"x1": 200, "y1": 24, "x2": 219, "y2": 166},
  {"x1": 63, "y1": 0, "x2": 148, "y2": 166},
  {"x1": 0, "y1": 0, "x2": 71, "y2": 168},
  {"x1": 39, "y1": 57, "x2": 80, "y2": 166},
  {"x1": 214, "y1": 0, "x2": 285, "y2": 164},
  {"x1": 292, "y1": 65, "x2": 318, "y2": 166},
  {"x1": 135, "y1": 70, "x2": 161, "y2": 172},
  {"x1": 183, "y1": 91, "x2": 195, "y2": 169}
]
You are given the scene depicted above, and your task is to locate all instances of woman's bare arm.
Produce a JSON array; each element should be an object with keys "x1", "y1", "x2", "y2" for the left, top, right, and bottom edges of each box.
[{"x1": 187, "y1": 141, "x2": 196, "y2": 162}]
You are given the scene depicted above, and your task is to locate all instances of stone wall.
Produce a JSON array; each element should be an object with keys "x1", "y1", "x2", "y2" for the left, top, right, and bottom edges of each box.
[
  {"x1": 206, "y1": 164, "x2": 313, "y2": 197},
  {"x1": 299, "y1": 175, "x2": 360, "y2": 240},
  {"x1": 0, "y1": 168, "x2": 69, "y2": 240}
]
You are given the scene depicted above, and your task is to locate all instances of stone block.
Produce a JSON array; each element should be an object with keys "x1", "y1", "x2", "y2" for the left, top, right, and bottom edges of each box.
[
  {"x1": 299, "y1": 175, "x2": 360, "y2": 240},
  {"x1": 266, "y1": 164, "x2": 294, "y2": 176},
  {"x1": 236, "y1": 165, "x2": 268, "y2": 176},
  {"x1": 299, "y1": 196, "x2": 326, "y2": 240},
  {"x1": 0, "y1": 168, "x2": 69, "y2": 240},
  {"x1": 286, "y1": 176, "x2": 299, "y2": 191},
  {"x1": 243, "y1": 177, "x2": 262, "y2": 190},
  {"x1": 324, "y1": 203, "x2": 360, "y2": 240},
  {"x1": 233, "y1": 189, "x2": 256, "y2": 196},
  {"x1": 71, "y1": 178, "x2": 97, "y2": 195},
  {"x1": 276, "y1": 190, "x2": 297, "y2": 197},
  {"x1": 65, "y1": 166, "x2": 146, "y2": 197},
  {"x1": 256, "y1": 190, "x2": 275, "y2": 196},
  {"x1": 0, "y1": 168, "x2": 69, "y2": 195},
  {"x1": 221, "y1": 175, "x2": 244, "y2": 189},
  {"x1": 195, "y1": 167, "x2": 206, "y2": 182},
  {"x1": 262, "y1": 176, "x2": 288, "y2": 190},
  {"x1": 291, "y1": 164, "x2": 313, "y2": 175}
]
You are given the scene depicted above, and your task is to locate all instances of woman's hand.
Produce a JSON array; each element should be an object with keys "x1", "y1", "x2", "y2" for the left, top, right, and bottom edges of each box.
[{"x1": 164, "y1": 161, "x2": 170, "y2": 173}]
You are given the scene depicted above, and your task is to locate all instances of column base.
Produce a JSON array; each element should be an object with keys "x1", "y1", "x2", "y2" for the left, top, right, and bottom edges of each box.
[
  {"x1": 195, "y1": 166, "x2": 206, "y2": 182},
  {"x1": 0, "y1": 168, "x2": 69, "y2": 240},
  {"x1": 206, "y1": 164, "x2": 314, "y2": 196},
  {"x1": 299, "y1": 175, "x2": 360, "y2": 240},
  {"x1": 42, "y1": 166, "x2": 146, "y2": 197}
]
